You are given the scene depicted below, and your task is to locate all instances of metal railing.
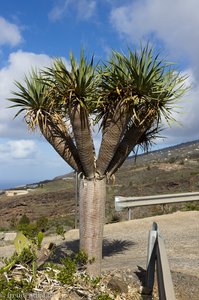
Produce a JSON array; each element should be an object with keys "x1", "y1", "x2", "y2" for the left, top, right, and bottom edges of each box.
[
  {"x1": 115, "y1": 191, "x2": 199, "y2": 220},
  {"x1": 142, "y1": 222, "x2": 176, "y2": 300}
]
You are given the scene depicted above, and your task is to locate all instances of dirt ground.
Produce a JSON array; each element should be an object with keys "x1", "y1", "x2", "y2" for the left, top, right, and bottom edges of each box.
[{"x1": 0, "y1": 211, "x2": 198, "y2": 299}]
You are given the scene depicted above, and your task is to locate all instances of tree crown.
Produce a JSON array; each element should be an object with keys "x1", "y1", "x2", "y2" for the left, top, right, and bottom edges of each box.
[{"x1": 9, "y1": 45, "x2": 189, "y2": 178}]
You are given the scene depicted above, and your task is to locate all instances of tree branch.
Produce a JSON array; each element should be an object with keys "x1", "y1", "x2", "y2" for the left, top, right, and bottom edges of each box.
[
  {"x1": 96, "y1": 102, "x2": 130, "y2": 176},
  {"x1": 106, "y1": 111, "x2": 155, "y2": 176},
  {"x1": 39, "y1": 117, "x2": 83, "y2": 172},
  {"x1": 69, "y1": 104, "x2": 95, "y2": 178}
]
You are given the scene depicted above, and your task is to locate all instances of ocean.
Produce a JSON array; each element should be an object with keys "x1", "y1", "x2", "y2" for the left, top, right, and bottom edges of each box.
[{"x1": 0, "y1": 181, "x2": 28, "y2": 190}]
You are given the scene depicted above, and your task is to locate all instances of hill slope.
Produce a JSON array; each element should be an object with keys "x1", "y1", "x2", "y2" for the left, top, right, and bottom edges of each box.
[{"x1": 1, "y1": 140, "x2": 199, "y2": 229}]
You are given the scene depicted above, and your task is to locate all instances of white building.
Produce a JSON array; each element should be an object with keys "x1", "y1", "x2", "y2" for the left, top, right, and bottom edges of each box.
[{"x1": 5, "y1": 190, "x2": 29, "y2": 197}]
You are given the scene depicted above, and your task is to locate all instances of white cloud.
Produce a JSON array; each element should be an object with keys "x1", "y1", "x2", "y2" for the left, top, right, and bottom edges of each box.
[
  {"x1": 48, "y1": 0, "x2": 70, "y2": 21},
  {"x1": 110, "y1": 0, "x2": 199, "y2": 145},
  {"x1": 76, "y1": 0, "x2": 96, "y2": 19},
  {"x1": 0, "y1": 51, "x2": 53, "y2": 139},
  {"x1": 0, "y1": 139, "x2": 71, "y2": 186},
  {"x1": 0, "y1": 49, "x2": 73, "y2": 185},
  {"x1": 110, "y1": 0, "x2": 199, "y2": 71},
  {"x1": 0, "y1": 49, "x2": 74, "y2": 186},
  {"x1": 153, "y1": 70, "x2": 199, "y2": 146},
  {"x1": 0, "y1": 139, "x2": 38, "y2": 161},
  {"x1": 0, "y1": 17, "x2": 22, "y2": 47},
  {"x1": 48, "y1": 0, "x2": 96, "y2": 21}
]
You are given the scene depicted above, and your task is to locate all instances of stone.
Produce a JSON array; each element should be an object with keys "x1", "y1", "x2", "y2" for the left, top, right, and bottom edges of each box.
[
  {"x1": 37, "y1": 243, "x2": 55, "y2": 268},
  {"x1": 37, "y1": 248, "x2": 51, "y2": 268},
  {"x1": 4, "y1": 232, "x2": 17, "y2": 241},
  {"x1": 0, "y1": 232, "x2": 5, "y2": 240},
  {"x1": 68, "y1": 291, "x2": 82, "y2": 300},
  {"x1": 50, "y1": 291, "x2": 61, "y2": 300},
  {"x1": 50, "y1": 290, "x2": 73, "y2": 300},
  {"x1": 107, "y1": 277, "x2": 129, "y2": 293}
]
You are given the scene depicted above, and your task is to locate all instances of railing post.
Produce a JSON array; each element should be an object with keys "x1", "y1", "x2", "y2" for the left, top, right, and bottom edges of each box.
[
  {"x1": 143, "y1": 222, "x2": 157, "y2": 295},
  {"x1": 75, "y1": 172, "x2": 79, "y2": 229},
  {"x1": 128, "y1": 207, "x2": 132, "y2": 220},
  {"x1": 143, "y1": 222, "x2": 176, "y2": 299},
  {"x1": 156, "y1": 234, "x2": 176, "y2": 300}
]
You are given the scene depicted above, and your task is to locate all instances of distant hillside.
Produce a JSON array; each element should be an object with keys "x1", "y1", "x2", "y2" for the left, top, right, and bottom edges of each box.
[
  {"x1": 1, "y1": 139, "x2": 199, "y2": 229},
  {"x1": 54, "y1": 139, "x2": 199, "y2": 180}
]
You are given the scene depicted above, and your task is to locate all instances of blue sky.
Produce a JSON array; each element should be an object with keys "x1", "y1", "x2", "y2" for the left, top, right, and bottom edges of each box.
[{"x1": 0, "y1": 0, "x2": 199, "y2": 188}]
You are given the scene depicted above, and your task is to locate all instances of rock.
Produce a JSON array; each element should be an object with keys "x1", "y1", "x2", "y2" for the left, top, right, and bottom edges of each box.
[
  {"x1": 50, "y1": 291, "x2": 82, "y2": 300},
  {"x1": 50, "y1": 291, "x2": 61, "y2": 300},
  {"x1": 37, "y1": 243, "x2": 55, "y2": 268},
  {"x1": 107, "y1": 277, "x2": 129, "y2": 293},
  {"x1": 50, "y1": 290, "x2": 71, "y2": 300},
  {"x1": 0, "y1": 232, "x2": 5, "y2": 240},
  {"x1": 4, "y1": 232, "x2": 17, "y2": 241},
  {"x1": 43, "y1": 242, "x2": 55, "y2": 250},
  {"x1": 37, "y1": 248, "x2": 51, "y2": 268},
  {"x1": 68, "y1": 291, "x2": 82, "y2": 300}
]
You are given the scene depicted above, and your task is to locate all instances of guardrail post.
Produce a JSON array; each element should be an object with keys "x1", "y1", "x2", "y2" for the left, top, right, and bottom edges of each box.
[
  {"x1": 156, "y1": 234, "x2": 175, "y2": 300},
  {"x1": 143, "y1": 222, "x2": 157, "y2": 295},
  {"x1": 142, "y1": 222, "x2": 176, "y2": 299},
  {"x1": 128, "y1": 208, "x2": 132, "y2": 220},
  {"x1": 115, "y1": 196, "x2": 122, "y2": 212}
]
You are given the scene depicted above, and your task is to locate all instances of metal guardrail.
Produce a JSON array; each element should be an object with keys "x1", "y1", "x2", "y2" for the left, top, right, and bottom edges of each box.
[
  {"x1": 115, "y1": 192, "x2": 199, "y2": 220},
  {"x1": 142, "y1": 222, "x2": 176, "y2": 300}
]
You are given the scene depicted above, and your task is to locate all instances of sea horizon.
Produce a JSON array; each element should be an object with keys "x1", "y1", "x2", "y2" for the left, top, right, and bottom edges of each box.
[{"x1": 0, "y1": 180, "x2": 31, "y2": 190}]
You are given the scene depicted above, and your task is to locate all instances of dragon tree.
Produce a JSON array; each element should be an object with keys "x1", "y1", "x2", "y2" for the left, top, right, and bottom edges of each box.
[{"x1": 9, "y1": 45, "x2": 188, "y2": 276}]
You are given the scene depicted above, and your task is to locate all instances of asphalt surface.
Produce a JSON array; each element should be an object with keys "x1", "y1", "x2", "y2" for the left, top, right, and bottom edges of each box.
[{"x1": 0, "y1": 211, "x2": 198, "y2": 278}]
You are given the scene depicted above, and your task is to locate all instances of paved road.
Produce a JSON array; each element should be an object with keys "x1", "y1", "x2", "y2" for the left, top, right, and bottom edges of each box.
[
  {"x1": 0, "y1": 211, "x2": 199, "y2": 277},
  {"x1": 64, "y1": 210, "x2": 199, "y2": 277}
]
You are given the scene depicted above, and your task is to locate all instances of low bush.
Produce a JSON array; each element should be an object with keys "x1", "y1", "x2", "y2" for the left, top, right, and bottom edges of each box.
[
  {"x1": 184, "y1": 202, "x2": 199, "y2": 211},
  {"x1": 16, "y1": 215, "x2": 49, "y2": 240},
  {"x1": 0, "y1": 225, "x2": 131, "y2": 299}
]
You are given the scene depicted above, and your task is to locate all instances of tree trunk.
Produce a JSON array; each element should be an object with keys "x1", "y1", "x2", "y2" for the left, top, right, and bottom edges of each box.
[{"x1": 79, "y1": 177, "x2": 106, "y2": 276}]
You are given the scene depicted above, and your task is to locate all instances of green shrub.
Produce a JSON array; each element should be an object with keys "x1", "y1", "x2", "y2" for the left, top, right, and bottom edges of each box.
[
  {"x1": 55, "y1": 224, "x2": 66, "y2": 240},
  {"x1": 168, "y1": 157, "x2": 177, "y2": 164},
  {"x1": 16, "y1": 222, "x2": 38, "y2": 239},
  {"x1": 56, "y1": 251, "x2": 89, "y2": 285},
  {"x1": 17, "y1": 247, "x2": 36, "y2": 265},
  {"x1": 36, "y1": 216, "x2": 49, "y2": 232},
  {"x1": 16, "y1": 216, "x2": 48, "y2": 240},
  {"x1": 18, "y1": 214, "x2": 30, "y2": 225},
  {"x1": 74, "y1": 250, "x2": 88, "y2": 266},
  {"x1": 0, "y1": 274, "x2": 33, "y2": 300},
  {"x1": 37, "y1": 231, "x2": 44, "y2": 250},
  {"x1": 0, "y1": 249, "x2": 34, "y2": 299},
  {"x1": 48, "y1": 216, "x2": 75, "y2": 232},
  {"x1": 96, "y1": 293, "x2": 113, "y2": 300},
  {"x1": 57, "y1": 256, "x2": 77, "y2": 285},
  {"x1": 184, "y1": 202, "x2": 199, "y2": 211}
]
